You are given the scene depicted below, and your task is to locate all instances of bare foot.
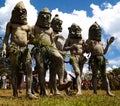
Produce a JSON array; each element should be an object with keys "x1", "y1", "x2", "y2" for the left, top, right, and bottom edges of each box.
[
  {"x1": 76, "y1": 92, "x2": 82, "y2": 96},
  {"x1": 27, "y1": 93, "x2": 38, "y2": 99},
  {"x1": 57, "y1": 81, "x2": 72, "y2": 91},
  {"x1": 107, "y1": 92, "x2": 115, "y2": 97}
]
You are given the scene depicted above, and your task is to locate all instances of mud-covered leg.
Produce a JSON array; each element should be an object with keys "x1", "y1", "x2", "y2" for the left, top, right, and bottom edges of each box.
[
  {"x1": 50, "y1": 52, "x2": 71, "y2": 92},
  {"x1": 91, "y1": 69, "x2": 98, "y2": 94},
  {"x1": 25, "y1": 51, "x2": 38, "y2": 99},
  {"x1": 71, "y1": 57, "x2": 82, "y2": 95},
  {"x1": 38, "y1": 66, "x2": 47, "y2": 96},
  {"x1": 25, "y1": 63, "x2": 38, "y2": 98},
  {"x1": 101, "y1": 64, "x2": 114, "y2": 96},
  {"x1": 49, "y1": 64, "x2": 61, "y2": 95},
  {"x1": 11, "y1": 68, "x2": 18, "y2": 97},
  {"x1": 34, "y1": 52, "x2": 47, "y2": 96},
  {"x1": 56, "y1": 55, "x2": 64, "y2": 85},
  {"x1": 9, "y1": 54, "x2": 18, "y2": 97},
  {"x1": 74, "y1": 68, "x2": 82, "y2": 95},
  {"x1": 90, "y1": 58, "x2": 98, "y2": 95}
]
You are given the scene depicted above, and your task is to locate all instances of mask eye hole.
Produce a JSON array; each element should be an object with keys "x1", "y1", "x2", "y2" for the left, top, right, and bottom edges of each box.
[
  {"x1": 22, "y1": 9, "x2": 27, "y2": 14},
  {"x1": 14, "y1": 8, "x2": 27, "y2": 14}
]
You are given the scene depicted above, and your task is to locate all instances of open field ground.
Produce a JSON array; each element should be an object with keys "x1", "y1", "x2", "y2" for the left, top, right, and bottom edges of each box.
[{"x1": 0, "y1": 89, "x2": 120, "y2": 106}]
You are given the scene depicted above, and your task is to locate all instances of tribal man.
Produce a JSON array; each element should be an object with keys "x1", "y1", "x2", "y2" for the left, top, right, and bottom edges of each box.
[
  {"x1": 86, "y1": 22, "x2": 114, "y2": 96},
  {"x1": 31, "y1": 8, "x2": 67, "y2": 96},
  {"x1": 63, "y1": 23, "x2": 87, "y2": 95},
  {"x1": 2, "y1": 1, "x2": 37, "y2": 99}
]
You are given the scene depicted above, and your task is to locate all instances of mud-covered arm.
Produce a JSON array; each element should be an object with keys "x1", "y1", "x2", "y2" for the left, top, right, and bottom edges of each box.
[
  {"x1": 84, "y1": 39, "x2": 92, "y2": 53},
  {"x1": 2, "y1": 22, "x2": 11, "y2": 57},
  {"x1": 104, "y1": 36, "x2": 114, "y2": 54},
  {"x1": 54, "y1": 34, "x2": 65, "y2": 43},
  {"x1": 82, "y1": 40, "x2": 88, "y2": 53},
  {"x1": 64, "y1": 38, "x2": 82, "y2": 52},
  {"x1": 27, "y1": 26, "x2": 35, "y2": 45},
  {"x1": 63, "y1": 38, "x2": 72, "y2": 51}
]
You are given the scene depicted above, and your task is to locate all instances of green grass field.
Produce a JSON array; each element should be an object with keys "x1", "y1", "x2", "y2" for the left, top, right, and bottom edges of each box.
[{"x1": 0, "y1": 89, "x2": 119, "y2": 106}]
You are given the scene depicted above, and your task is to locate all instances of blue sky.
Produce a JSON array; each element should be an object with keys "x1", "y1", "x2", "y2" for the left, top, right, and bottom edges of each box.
[
  {"x1": 30, "y1": 0, "x2": 118, "y2": 14},
  {"x1": 0, "y1": 0, "x2": 120, "y2": 73}
]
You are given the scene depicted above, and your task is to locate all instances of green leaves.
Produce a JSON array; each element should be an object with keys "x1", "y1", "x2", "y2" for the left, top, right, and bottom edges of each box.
[{"x1": 32, "y1": 33, "x2": 51, "y2": 46}]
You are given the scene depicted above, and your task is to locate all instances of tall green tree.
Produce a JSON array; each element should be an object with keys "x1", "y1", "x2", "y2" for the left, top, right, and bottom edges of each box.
[{"x1": 112, "y1": 67, "x2": 120, "y2": 75}]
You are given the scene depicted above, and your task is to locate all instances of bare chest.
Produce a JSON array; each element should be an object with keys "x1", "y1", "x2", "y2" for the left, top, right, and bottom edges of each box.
[{"x1": 69, "y1": 38, "x2": 83, "y2": 46}]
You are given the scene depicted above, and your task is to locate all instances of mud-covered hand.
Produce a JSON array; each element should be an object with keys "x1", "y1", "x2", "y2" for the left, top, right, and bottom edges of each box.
[
  {"x1": 107, "y1": 36, "x2": 115, "y2": 45},
  {"x1": 71, "y1": 44, "x2": 78, "y2": 50},
  {"x1": 104, "y1": 36, "x2": 115, "y2": 54},
  {"x1": 2, "y1": 49, "x2": 6, "y2": 57}
]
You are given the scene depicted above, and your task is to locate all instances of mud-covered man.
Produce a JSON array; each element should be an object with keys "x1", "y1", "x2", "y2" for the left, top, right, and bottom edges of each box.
[
  {"x1": 50, "y1": 14, "x2": 71, "y2": 95},
  {"x1": 63, "y1": 23, "x2": 87, "y2": 95},
  {"x1": 2, "y1": 1, "x2": 37, "y2": 99},
  {"x1": 86, "y1": 22, "x2": 114, "y2": 96},
  {"x1": 31, "y1": 8, "x2": 66, "y2": 96}
]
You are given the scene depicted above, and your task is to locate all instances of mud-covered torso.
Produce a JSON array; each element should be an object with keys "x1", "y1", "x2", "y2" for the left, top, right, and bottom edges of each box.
[
  {"x1": 87, "y1": 40, "x2": 104, "y2": 56},
  {"x1": 10, "y1": 23, "x2": 30, "y2": 47},
  {"x1": 67, "y1": 37, "x2": 84, "y2": 55},
  {"x1": 34, "y1": 26, "x2": 54, "y2": 46}
]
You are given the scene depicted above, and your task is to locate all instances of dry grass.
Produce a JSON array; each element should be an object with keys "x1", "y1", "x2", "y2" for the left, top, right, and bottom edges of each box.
[{"x1": 0, "y1": 89, "x2": 120, "y2": 106}]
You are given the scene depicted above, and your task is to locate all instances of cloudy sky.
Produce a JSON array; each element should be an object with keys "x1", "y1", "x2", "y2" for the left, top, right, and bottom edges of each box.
[{"x1": 0, "y1": 0, "x2": 120, "y2": 73}]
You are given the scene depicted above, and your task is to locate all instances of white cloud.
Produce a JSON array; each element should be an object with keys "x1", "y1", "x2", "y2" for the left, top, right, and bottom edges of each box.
[
  {"x1": 102, "y1": 2, "x2": 113, "y2": 9},
  {"x1": 90, "y1": 2, "x2": 120, "y2": 49},
  {"x1": 51, "y1": 8, "x2": 93, "y2": 40},
  {"x1": 51, "y1": 2, "x2": 120, "y2": 67},
  {"x1": 0, "y1": 0, "x2": 120, "y2": 67},
  {"x1": 109, "y1": 57, "x2": 120, "y2": 66},
  {"x1": 0, "y1": 0, "x2": 38, "y2": 35},
  {"x1": 51, "y1": 2, "x2": 120, "y2": 51}
]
